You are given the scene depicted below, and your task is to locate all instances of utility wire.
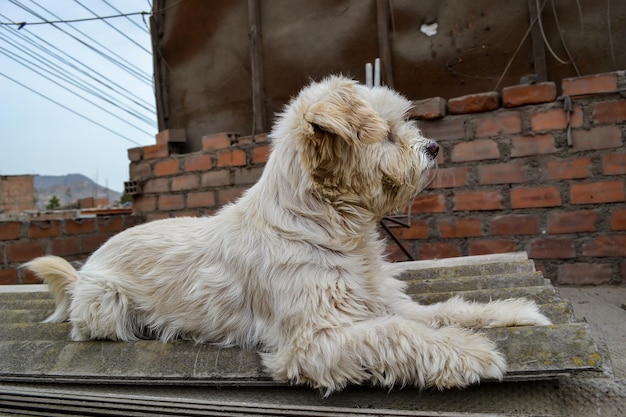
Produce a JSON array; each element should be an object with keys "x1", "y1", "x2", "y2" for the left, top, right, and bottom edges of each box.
[
  {"x1": 0, "y1": 44, "x2": 154, "y2": 136},
  {"x1": 0, "y1": 71, "x2": 143, "y2": 146},
  {"x1": 103, "y1": 0, "x2": 150, "y2": 34},
  {"x1": 0, "y1": 28, "x2": 156, "y2": 125},
  {"x1": 10, "y1": 0, "x2": 152, "y2": 85},
  {"x1": 0, "y1": 31, "x2": 155, "y2": 128},
  {"x1": 0, "y1": 10, "x2": 150, "y2": 26},
  {"x1": 73, "y1": 0, "x2": 151, "y2": 54},
  {"x1": 0, "y1": 13, "x2": 155, "y2": 113}
]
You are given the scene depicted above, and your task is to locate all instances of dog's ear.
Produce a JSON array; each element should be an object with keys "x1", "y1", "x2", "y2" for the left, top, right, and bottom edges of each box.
[{"x1": 303, "y1": 80, "x2": 388, "y2": 145}]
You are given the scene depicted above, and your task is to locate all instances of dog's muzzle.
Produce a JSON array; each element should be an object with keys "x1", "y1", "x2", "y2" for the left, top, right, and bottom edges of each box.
[{"x1": 425, "y1": 141, "x2": 439, "y2": 160}]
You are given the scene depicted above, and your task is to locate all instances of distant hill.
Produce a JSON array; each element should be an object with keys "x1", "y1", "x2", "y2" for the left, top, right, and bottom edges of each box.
[{"x1": 34, "y1": 174, "x2": 122, "y2": 209}]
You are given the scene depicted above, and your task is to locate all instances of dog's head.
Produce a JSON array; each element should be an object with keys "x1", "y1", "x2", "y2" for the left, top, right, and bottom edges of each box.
[{"x1": 271, "y1": 75, "x2": 438, "y2": 219}]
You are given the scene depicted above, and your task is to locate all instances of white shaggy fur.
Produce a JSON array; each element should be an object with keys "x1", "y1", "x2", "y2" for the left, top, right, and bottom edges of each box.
[{"x1": 25, "y1": 76, "x2": 551, "y2": 394}]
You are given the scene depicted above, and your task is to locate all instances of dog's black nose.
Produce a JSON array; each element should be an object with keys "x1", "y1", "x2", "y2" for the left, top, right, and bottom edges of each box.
[{"x1": 426, "y1": 142, "x2": 439, "y2": 159}]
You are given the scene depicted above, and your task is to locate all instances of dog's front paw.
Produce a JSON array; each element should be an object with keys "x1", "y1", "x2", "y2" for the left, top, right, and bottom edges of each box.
[
  {"x1": 429, "y1": 328, "x2": 507, "y2": 389},
  {"x1": 483, "y1": 298, "x2": 552, "y2": 328}
]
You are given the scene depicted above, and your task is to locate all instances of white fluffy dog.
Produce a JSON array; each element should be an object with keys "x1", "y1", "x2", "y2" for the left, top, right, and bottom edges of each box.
[{"x1": 26, "y1": 76, "x2": 550, "y2": 393}]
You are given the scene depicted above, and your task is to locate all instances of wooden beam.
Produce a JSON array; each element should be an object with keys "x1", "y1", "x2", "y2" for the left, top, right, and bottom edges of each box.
[
  {"x1": 376, "y1": 0, "x2": 394, "y2": 89},
  {"x1": 528, "y1": 0, "x2": 547, "y2": 82},
  {"x1": 248, "y1": 0, "x2": 266, "y2": 134}
]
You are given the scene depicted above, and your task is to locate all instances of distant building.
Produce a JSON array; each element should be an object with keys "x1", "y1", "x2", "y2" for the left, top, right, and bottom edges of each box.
[{"x1": 0, "y1": 175, "x2": 35, "y2": 214}]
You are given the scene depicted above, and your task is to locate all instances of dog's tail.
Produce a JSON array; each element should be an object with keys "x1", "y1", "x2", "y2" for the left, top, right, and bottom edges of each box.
[{"x1": 23, "y1": 256, "x2": 79, "y2": 323}]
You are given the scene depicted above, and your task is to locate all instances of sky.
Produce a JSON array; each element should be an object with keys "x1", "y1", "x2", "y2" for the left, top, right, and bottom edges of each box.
[{"x1": 0, "y1": 0, "x2": 156, "y2": 193}]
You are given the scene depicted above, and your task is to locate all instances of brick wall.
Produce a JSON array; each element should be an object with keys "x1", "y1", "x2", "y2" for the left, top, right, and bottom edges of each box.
[
  {"x1": 0, "y1": 215, "x2": 141, "y2": 285},
  {"x1": 121, "y1": 71, "x2": 624, "y2": 285},
  {"x1": 126, "y1": 132, "x2": 270, "y2": 221},
  {"x1": 0, "y1": 175, "x2": 35, "y2": 214}
]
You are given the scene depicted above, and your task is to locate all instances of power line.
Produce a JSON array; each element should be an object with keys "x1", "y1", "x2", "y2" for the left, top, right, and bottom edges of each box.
[
  {"x1": 0, "y1": 25, "x2": 156, "y2": 123},
  {"x1": 73, "y1": 0, "x2": 152, "y2": 55},
  {"x1": 0, "y1": 12, "x2": 156, "y2": 113},
  {"x1": 102, "y1": 0, "x2": 150, "y2": 34},
  {"x1": 0, "y1": 33, "x2": 156, "y2": 128},
  {"x1": 0, "y1": 44, "x2": 154, "y2": 136},
  {"x1": 9, "y1": 0, "x2": 153, "y2": 85},
  {"x1": 0, "y1": 71, "x2": 143, "y2": 146},
  {"x1": 0, "y1": 10, "x2": 150, "y2": 27}
]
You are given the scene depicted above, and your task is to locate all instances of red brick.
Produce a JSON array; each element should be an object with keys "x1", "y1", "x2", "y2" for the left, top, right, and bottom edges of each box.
[
  {"x1": 510, "y1": 134, "x2": 556, "y2": 157},
  {"x1": 571, "y1": 126, "x2": 623, "y2": 152},
  {"x1": 51, "y1": 237, "x2": 82, "y2": 257},
  {"x1": 438, "y1": 218, "x2": 481, "y2": 238},
  {"x1": 473, "y1": 113, "x2": 521, "y2": 138},
  {"x1": 419, "y1": 117, "x2": 466, "y2": 141},
  {"x1": 129, "y1": 161, "x2": 152, "y2": 181},
  {"x1": 557, "y1": 263, "x2": 613, "y2": 285},
  {"x1": 142, "y1": 144, "x2": 169, "y2": 160},
  {"x1": 454, "y1": 190, "x2": 503, "y2": 211},
  {"x1": 542, "y1": 157, "x2": 591, "y2": 181},
  {"x1": 394, "y1": 220, "x2": 429, "y2": 240},
  {"x1": 66, "y1": 218, "x2": 96, "y2": 234},
  {"x1": 408, "y1": 194, "x2": 444, "y2": 213},
  {"x1": 82, "y1": 234, "x2": 110, "y2": 253},
  {"x1": 477, "y1": 162, "x2": 527, "y2": 185},
  {"x1": 427, "y1": 167, "x2": 470, "y2": 189},
  {"x1": 201, "y1": 133, "x2": 237, "y2": 151},
  {"x1": 22, "y1": 268, "x2": 41, "y2": 284},
  {"x1": 171, "y1": 175, "x2": 199, "y2": 191},
  {"x1": 155, "y1": 129, "x2": 186, "y2": 144},
  {"x1": 0, "y1": 269, "x2": 19, "y2": 285},
  {"x1": 448, "y1": 92, "x2": 500, "y2": 115},
  {"x1": 127, "y1": 147, "x2": 143, "y2": 162},
  {"x1": 469, "y1": 239, "x2": 516, "y2": 256},
  {"x1": 201, "y1": 170, "x2": 231, "y2": 188},
  {"x1": 562, "y1": 72, "x2": 618, "y2": 96},
  {"x1": 97, "y1": 216, "x2": 124, "y2": 233},
  {"x1": 511, "y1": 186, "x2": 562, "y2": 209},
  {"x1": 218, "y1": 188, "x2": 246, "y2": 205},
  {"x1": 234, "y1": 167, "x2": 264, "y2": 186},
  {"x1": 530, "y1": 107, "x2": 583, "y2": 131},
  {"x1": 143, "y1": 178, "x2": 170, "y2": 194},
  {"x1": 237, "y1": 136, "x2": 254, "y2": 145},
  {"x1": 528, "y1": 238, "x2": 575, "y2": 259},
  {"x1": 491, "y1": 215, "x2": 540, "y2": 236},
  {"x1": 154, "y1": 159, "x2": 180, "y2": 176},
  {"x1": 27, "y1": 220, "x2": 61, "y2": 238},
  {"x1": 409, "y1": 97, "x2": 447, "y2": 120},
  {"x1": 418, "y1": 242, "x2": 462, "y2": 260},
  {"x1": 251, "y1": 133, "x2": 268, "y2": 143},
  {"x1": 602, "y1": 152, "x2": 626, "y2": 175},
  {"x1": 502, "y1": 82, "x2": 557, "y2": 107},
  {"x1": 592, "y1": 100, "x2": 626, "y2": 124},
  {"x1": 184, "y1": 154, "x2": 213, "y2": 172},
  {"x1": 451, "y1": 139, "x2": 499, "y2": 162},
  {"x1": 385, "y1": 243, "x2": 413, "y2": 262},
  {"x1": 610, "y1": 208, "x2": 626, "y2": 231},
  {"x1": 0, "y1": 222, "x2": 22, "y2": 240},
  {"x1": 187, "y1": 191, "x2": 216, "y2": 208},
  {"x1": 132, "y1": 195, "x2": 157, "y2": 212},
  {"x1": 217, "y1": 149, "x2": 247, "y2": 167},
  {"x1": 123, "y1": 215, "x2": 143, "y2": 229},
  {"x1": 7, "y1": 241, "x2": 46, "y2": 262},
  {"x1": 570, "y1": 180, "x2": 625, "y2": 205},
  {"x1": 158, "y1": 194, "x2": 185, "y2": 211},
  {"x1": 251, "y1": 145, "x2": 272, "y2": 164},
  {"x1": 548, "y1": 210, "x2": 598, "y2": 234},
  {"x1": 146, "y1": 213, "x2": 170, "y2": 222},
  {"x1": 583, "y1": 235, "x2": 626, "y2": 257}
]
